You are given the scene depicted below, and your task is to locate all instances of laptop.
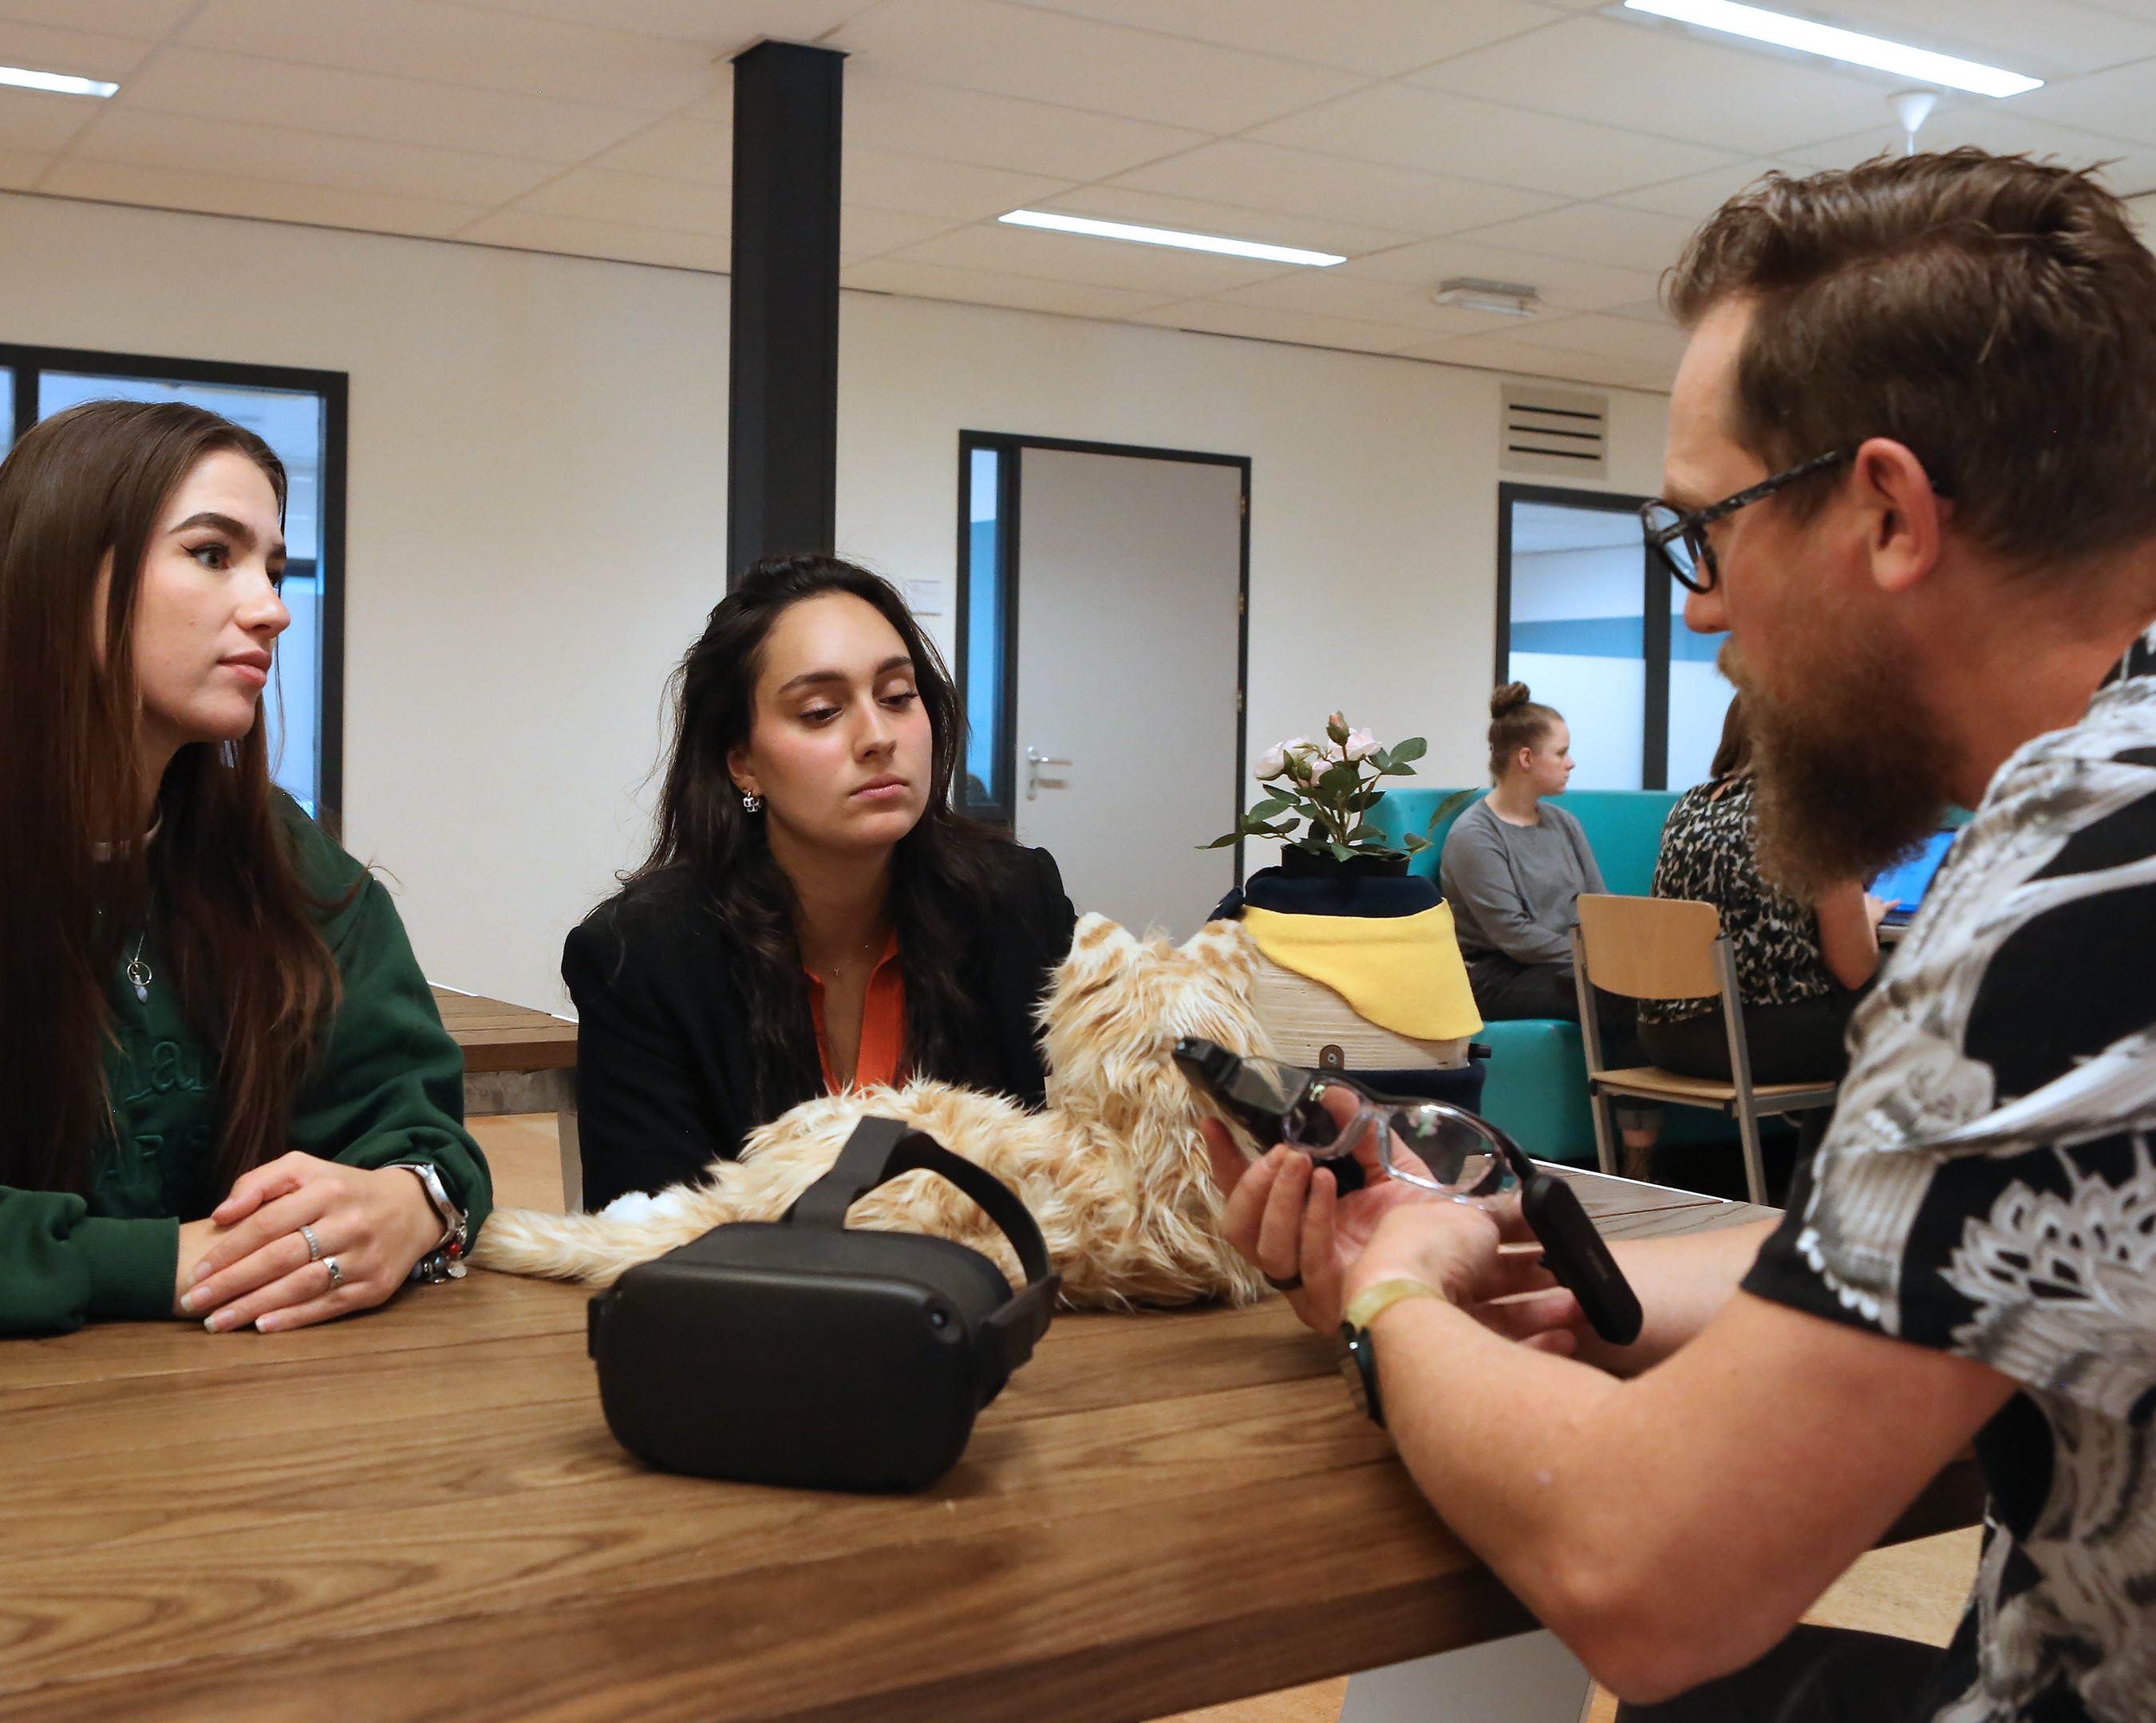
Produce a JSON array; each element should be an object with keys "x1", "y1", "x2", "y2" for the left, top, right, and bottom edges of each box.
[{"x1": 1868, "y1": 828, "x2": 1958, "y2": 927}]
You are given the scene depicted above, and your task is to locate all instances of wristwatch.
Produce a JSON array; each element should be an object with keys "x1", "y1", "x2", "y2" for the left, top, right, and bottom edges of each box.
[
  {"x1": 1338, "y1": 1278, "x2": 1444, "y2": 1428},
  {"x1": 392, "y1": 1161, "x2": 470, "y2": 1284}
]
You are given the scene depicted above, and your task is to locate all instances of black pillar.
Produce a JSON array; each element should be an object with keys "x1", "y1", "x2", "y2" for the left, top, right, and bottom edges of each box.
[{"x1": 728, "y1": 39, "x2": 845, "y2": 584}]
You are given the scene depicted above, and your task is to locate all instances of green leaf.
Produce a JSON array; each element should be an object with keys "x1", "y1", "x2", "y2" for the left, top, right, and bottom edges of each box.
[
  {"x1": 1424, "y1": 787, "x2": 1480, "y2": 833},
  {"x1": 1200, "y1": 832, "x2": 1240, "y2": 848},
  {"x1": 1402, "y1": 832, "x2": 1431, "y2": 853},
  {"x1": 1372, "y1": 745, "x2": 1394, "y2": 772},
  {"x1": 1347, "y1": 823, "x2": 1383, "y2": 843},
  {"x1": 1317, "y1": 761, "x2": 1360, "y2": 797},
  {"x1": 1388, "y1": 736, "x2": 1427, "y2": 765},
  {"x1": 1329, "y1": 840, "x2": 1353, "y2": 862},
  {"x1": 1247, "y1": 793, "x2": 1293, "y2": 819}
]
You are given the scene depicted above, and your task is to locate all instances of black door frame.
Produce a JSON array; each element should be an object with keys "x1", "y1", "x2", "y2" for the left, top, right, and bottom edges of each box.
[
  {"x1": 0, "y1": 341, "x2": 350, "y2": 823},
  {"x1": 957, "y1": 430, "x2": 1252, "y2": 879},
  {"x1": 1495, "y1": 480, "x2": 1669, "y2": 791}
]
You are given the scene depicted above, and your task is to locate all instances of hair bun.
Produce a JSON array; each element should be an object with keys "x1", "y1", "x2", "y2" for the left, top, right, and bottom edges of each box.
[{"x1": 1491, "y1": 681, "x2": 1533, "y2": 718}]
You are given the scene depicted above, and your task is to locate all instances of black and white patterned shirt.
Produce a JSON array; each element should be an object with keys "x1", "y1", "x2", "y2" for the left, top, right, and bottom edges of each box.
[
  {"x1": 1743, "y1": 629, "x2": 2156, "y2": 1722},
  {"x1": 1641, "y1": 774, "x2": 1838, "y2": 1025}
]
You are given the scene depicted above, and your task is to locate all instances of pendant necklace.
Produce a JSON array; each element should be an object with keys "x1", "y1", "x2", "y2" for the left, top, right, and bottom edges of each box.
[{"x1": 126, "y1": 933, "x2": 152, "y2": 1004}]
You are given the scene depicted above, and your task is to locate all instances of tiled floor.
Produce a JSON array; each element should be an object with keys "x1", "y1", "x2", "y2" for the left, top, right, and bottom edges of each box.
[{"x1": 468, "y1": 1115, "x2": 1979, "y2": 1723}]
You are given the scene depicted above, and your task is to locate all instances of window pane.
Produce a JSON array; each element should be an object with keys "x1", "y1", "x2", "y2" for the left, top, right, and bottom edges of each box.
[
  {"x1": 0, "y1": 369, "x2": 12, "y2": 456},
  {"x1": 38, "y1": 372, "x2": 328, "y2": 816},
  {"x1": 1506, "y1": 501, "x2": 1645, "y2": 790},
  {"x1": 1666, "y1": 575, "x2": 1734, "y2": 789},
  {"x1": 962, "y1": 445, "x2": 1005, "y2": 811}
]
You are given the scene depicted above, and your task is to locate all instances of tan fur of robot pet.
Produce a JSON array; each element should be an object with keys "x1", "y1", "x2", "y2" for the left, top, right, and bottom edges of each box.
[{"x1": 472, "y1": 913, "x2": 1275, "y2": 1308}]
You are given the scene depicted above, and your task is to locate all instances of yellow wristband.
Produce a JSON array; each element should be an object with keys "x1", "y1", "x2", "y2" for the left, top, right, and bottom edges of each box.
[{"x1": 1343, "y1": 1277, "x2": 1444, "y2": 1334}]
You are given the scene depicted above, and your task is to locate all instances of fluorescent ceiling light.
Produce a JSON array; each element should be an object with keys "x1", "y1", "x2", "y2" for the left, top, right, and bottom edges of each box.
[
  {"x1": 1434, "y1": 277, "x2": 1542, "y2": 317},
  {"x1": 0, "y1": 64, "x2": 118, "y2": 97},
  {"x1": 1622, "y1": 0, "x2": 2041, "y2": 97},
  {"x1": 999, "y1": 209, "x2": 1344, "y2": 267}
]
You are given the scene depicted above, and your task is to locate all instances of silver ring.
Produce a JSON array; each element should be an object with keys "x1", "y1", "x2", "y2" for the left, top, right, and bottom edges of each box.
[
  {"x1": 323, "y1": 1256, "x2": 345, "y2": 1290},
  {"x1": 299, "y1": 1223, "x2": 321, "y2": 1262}
]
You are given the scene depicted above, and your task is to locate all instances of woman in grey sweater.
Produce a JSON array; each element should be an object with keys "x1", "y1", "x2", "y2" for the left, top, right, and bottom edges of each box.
[{"x1": 1442, "y1": 684, "x2": 1656, "y2": 1147}]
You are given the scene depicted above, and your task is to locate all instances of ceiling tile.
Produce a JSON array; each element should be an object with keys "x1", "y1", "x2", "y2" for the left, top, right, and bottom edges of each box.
[
  {"x1": 1400, "y1": 328, "x2": 1668, "y2": 389},
  {"x1": 0, "y1": 1, "x2": 189, "y2": 29},
  {"x1": 1001, "y1": 0, "x2": 1566, "y2": 78},
  {"x1": 841, "y1": 254, "x2": 1179, "y2": 318},
  {"x1": 828, "y1": 0, "x2": 1365, "y2": 133},
  {"x1": 1785, "y1": 106, "x2": 2156, "y2": 192},
  {"x1": 1109, "y1": 139, "x2": 1564, "y2": 237},
  {"x1": 458, "y1": 205, "x2": 731, "y2": 270},
  {"x1": 1828, "y1": 1, "x2": 2156, "y2": 80},
  {"x1": 446, "y1": 1, "x2": 881, "y2": 46},
  {"x1": 840, "y1": 203, "x2": 965, "y2": 259},
  {"x1": 884, "y1": 219, "x2": 1297, "y2": 295},
  {"x1": 1494, "y1": 309, "x2": 1688, "y2": 366},
  {"x1": 511, "y1": 167, "x2": 729, "y2": 235},
  {"x1": 1407, "y1": 16, "x2": 1894, "y2": 156},
  {"x1": 41, "y1": 154, "x2": 489, "y2": 237},
  {"x1": 0, "y1": 85, "x2": 105, "y2": 152},
  {"x1": 2012, "y1": 59, "x2": 2156, "y2": 151},
  {"x1": 592, "y1": 115, "x2": 731, "y2": 185},
  {"x1": 116, "y1": 47, "x2": 653, "y2": 163},
  {"x1": 1211, "y1": 268, "x2": 1545, "y2": 337},
  {"x1": 843, "y1": 147, "x2": 1071, "y2": 220},
  {"x1": 1034, "y1": 185, "x2": 1416, "y2": 259},
  {"x1": 0, "y1": 16, "x2": 154, "y2": 80},
  {"x1": 0, "y1": 144, "x2": 46, "y2": 188},
  {"x1": 843, "y1": 71, "x2": 1210, "y2": 180},
  {"x1": 1343, "y1": 233, "x2": 1664, "y2": 311},
  {"x1": 1250, "y1": 83, "x2": 1743, "y2": 200},
  {"x1": 1453, "y1": 200, "x2": 1700, "y2": 275},
  {"x1": 1129, "y1": 297, "x2": 1440, "y2": 356},
  {"x1": 1607, "y1": 158, "x2": 1802, "y2": 220},
  {"x1": 179, "y1": 0, "x2": 721, "y2": 112},
  {"x1": 67, "y1": 108, "x2": 559, "y2": 204}
]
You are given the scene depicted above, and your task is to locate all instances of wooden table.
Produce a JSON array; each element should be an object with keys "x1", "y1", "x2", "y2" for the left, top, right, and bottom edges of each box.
[
  {"x1": 432, "y1": 985, "x2": 583, "y2": 1210},
  {"x1": 0, "y1": 1171, "x2": 1980, "y2": 1723}
]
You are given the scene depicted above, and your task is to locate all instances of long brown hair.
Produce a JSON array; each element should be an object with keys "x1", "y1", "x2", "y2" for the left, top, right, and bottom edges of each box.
[
  {"x1": 627, "y1": 553, "x2": 1013, "y2": 1120},
  {"x1": 0, "y1": 400, "x2": 341, "y2": 1196}
]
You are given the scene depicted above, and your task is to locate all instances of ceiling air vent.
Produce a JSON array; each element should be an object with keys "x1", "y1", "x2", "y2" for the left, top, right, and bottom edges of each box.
[{"x1": 1500, "y1": 384, "x2": 1608, "y2": 480}]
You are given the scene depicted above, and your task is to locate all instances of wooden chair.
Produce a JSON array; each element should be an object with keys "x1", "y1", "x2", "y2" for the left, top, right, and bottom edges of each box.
[{"x1": 1570, "y1": 894, "x2": 1839, "y2": 1204}]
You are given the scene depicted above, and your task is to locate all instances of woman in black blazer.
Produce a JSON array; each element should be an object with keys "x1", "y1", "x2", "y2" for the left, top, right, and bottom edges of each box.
[{"x1": 567, "y1": 555, "x2": 1076, "y2": 1211}]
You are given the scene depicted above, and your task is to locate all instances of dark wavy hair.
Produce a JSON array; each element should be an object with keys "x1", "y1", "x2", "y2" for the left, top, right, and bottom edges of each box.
[
  {"x1": 0, "y1": 400, "x2": 341, "y2": 1196},
  {"x1": 628, "y1": 554, "x2": 1013, "y2": 1120}
]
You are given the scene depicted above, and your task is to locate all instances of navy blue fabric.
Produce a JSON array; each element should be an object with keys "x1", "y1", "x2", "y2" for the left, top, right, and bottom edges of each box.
[{"x1": 1210, "y1": 866, "x2": 1444, "y2": 923}]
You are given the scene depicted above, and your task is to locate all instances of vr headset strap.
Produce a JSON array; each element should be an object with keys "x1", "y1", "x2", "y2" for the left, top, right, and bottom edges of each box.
[{"x1": 784, "y1": 1116, "x2": 1061, "y2": 1374}]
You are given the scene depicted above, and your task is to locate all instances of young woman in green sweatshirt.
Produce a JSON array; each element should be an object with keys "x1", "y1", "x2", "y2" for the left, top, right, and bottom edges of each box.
[{"x1": 0, "y1": 400, "x2": 490, "y2": 1337}]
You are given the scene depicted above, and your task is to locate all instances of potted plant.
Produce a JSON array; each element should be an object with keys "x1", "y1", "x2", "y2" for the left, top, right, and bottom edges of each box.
[{"x1": 1205, "y1": 712, "x2": 1471, "y2": 874}]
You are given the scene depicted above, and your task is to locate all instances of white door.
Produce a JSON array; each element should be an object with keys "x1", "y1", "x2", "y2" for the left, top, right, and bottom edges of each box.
[{"x1": 1012, "y1": 447, "x2": 1244, "y2": 939}]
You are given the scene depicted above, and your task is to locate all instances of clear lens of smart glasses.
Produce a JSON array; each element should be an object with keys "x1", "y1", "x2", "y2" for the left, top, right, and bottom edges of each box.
[{"x1": 1281, "y1": 1081, "x2": 1515, "y2": 1199}]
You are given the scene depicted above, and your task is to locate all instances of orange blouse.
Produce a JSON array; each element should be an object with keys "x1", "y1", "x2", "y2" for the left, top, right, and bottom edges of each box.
[{"x1": 806, "y1": 931, "x2": 906, "y2": 1091}]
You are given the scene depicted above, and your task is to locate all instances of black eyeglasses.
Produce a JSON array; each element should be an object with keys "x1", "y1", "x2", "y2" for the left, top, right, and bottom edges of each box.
[{"x1": 1641, "y1": 449, "x2": 1852, "y2": 595}]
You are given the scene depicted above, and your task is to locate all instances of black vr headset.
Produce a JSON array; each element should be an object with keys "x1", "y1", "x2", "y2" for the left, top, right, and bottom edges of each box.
[{"x1": 586, "y1": 1116, "x2": 1060, "y2": 1493}]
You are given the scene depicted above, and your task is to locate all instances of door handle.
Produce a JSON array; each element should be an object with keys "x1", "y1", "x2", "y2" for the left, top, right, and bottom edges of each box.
[{"x1": 1025, "y1": 747, "x2": 1072, "y2": 801}]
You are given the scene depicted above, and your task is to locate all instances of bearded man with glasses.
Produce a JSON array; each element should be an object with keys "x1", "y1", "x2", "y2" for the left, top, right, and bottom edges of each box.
[{"x1": 1204, "y1": 149, "x2": 2156, "y2": 1723}]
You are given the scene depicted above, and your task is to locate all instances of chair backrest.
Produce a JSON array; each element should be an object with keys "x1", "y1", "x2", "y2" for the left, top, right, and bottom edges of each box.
[
  {"x1": 1574, "y1": 894, "x2": 1723, "y2": 1001},
  {"x1": 1372, "y1": 788, "x2": 1680, "y2": 893}
]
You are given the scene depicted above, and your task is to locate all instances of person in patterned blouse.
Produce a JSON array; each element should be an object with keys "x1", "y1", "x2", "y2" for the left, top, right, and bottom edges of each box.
[
  {"x1": 1640, "y1": 694, "x2": 1891, "y2": 1089},
  {"x1": 1201, "y1": 151, "x2": 2156, "y2": 1723}
]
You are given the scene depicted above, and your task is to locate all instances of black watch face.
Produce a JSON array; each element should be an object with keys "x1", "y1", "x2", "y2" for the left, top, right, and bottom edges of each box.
[{"x1": 1337, "y1": 1323, "x2": 1385, "y2": 1427}]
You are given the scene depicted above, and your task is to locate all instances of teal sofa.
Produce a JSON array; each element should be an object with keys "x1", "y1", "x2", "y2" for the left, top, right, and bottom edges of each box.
[{"x1": 1366, "y1": 788, "x2": 1692, "y2": 1165}]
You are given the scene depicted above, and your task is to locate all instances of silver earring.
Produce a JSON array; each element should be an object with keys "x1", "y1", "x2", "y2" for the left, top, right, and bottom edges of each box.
[{"x1": 740, "y1": 792, "x2": 763, "y2": 814}]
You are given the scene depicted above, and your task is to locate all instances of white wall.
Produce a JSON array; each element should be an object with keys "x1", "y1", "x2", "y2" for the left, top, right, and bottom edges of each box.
[{"x1": 0, "y1": 190, "x2": 1669, "y2": 1010}]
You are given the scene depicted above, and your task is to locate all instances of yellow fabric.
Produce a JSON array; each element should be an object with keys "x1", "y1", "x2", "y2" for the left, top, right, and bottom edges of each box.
[{"x1": 1243, "y1": 902, "x2": 1483, "y2": 1041}]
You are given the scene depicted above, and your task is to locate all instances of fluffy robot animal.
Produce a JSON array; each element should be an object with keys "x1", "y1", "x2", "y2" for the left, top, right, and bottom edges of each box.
[{"x1": 472, "y1": 914, "x2": 1275, "y2": 1307}]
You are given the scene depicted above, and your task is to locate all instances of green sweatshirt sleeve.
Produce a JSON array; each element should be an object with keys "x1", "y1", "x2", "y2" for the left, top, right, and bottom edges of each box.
[
  {"x1": 284, "y1": 812, "x2": 493, "y2": 1243},
  {"x1": 0, "y1": 1191, "x2": 177, "y2": 1335}
]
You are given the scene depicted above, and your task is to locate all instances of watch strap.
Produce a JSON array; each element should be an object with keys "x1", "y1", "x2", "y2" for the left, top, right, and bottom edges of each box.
[{"x1": 1343, "y1": 1277, "x2": 1443, "y2": 1333}]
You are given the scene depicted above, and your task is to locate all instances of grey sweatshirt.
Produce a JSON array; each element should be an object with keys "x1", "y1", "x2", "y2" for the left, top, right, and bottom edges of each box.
[{"x1": 1439, "y1": 795, "x2": 1606, "y2": 967}]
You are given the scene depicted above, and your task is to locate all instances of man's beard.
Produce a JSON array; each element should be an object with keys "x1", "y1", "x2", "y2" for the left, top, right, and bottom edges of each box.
[{"x1": 1721, "y1": 635, "x2": 1957, "y2": 903}]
